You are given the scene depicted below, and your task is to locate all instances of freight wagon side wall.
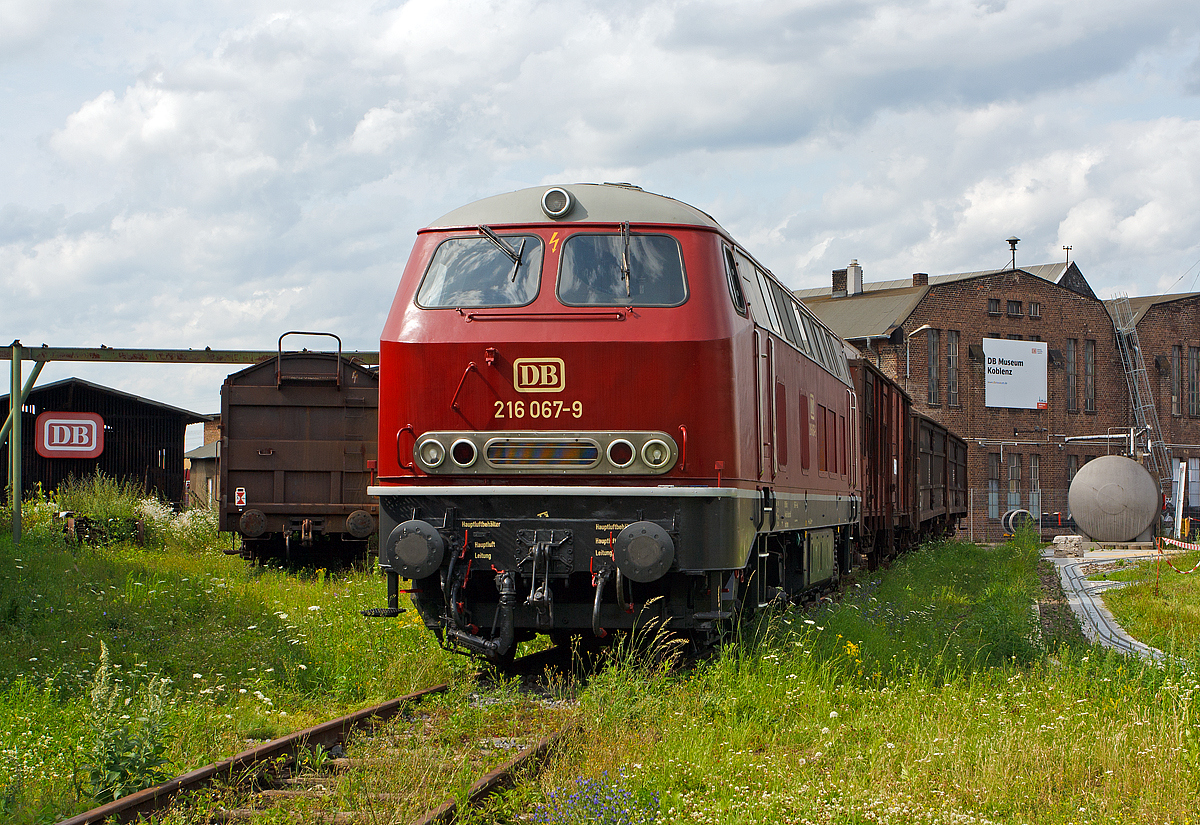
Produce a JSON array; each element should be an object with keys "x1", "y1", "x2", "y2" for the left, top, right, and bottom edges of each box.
[{"x1": 219, "y1": 356, "x2": 378, "y2": 534}]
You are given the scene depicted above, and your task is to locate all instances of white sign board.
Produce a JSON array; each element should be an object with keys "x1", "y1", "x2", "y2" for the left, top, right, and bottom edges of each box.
[{"x1": 983, "y1": 338, "x2": 1048, "y2": 410}]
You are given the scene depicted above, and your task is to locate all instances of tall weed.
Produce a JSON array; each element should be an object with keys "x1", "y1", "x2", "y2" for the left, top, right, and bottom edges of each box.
[{"x1": 78, "y1": 642, "x2": 174, "y2": 803}]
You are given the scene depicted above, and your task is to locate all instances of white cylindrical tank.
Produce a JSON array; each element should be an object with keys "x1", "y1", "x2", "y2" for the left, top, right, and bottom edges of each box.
[{"x1": 1067, "y1": 455, "x2": 1160, "y2": 542}]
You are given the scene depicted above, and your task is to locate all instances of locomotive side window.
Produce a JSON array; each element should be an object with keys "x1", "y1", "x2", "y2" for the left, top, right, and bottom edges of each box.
[
  {"x1": 417, "y1": 234, "x2": 543, "y2": 308},
  {"x1": 769, "y1": 282, "x2": 807, "y2": 355},
  {"x1": 557, "y1": 233, "x2": 687, "y2": 306},
  {"x1": 723, "y1": 246, "x2": 747, "y2": 315},
  {"x1": 733, "y1": 250, "x2": 772, "y2": 329},
  {"x1": 786, "y1": 297, "x2": 812, "y2": 354},
  {"x1": 754, "y1": 267, "x2": 782, "y2": 332}
]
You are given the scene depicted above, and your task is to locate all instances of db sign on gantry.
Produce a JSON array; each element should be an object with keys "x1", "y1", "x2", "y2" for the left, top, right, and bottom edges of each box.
[{"x1": 34, "y1": 412, "x2": 105, "y2": 459}]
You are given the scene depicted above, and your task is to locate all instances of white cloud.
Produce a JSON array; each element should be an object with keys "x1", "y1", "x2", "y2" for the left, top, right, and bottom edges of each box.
[{"x1": 4, "y1": 0, "x2": 1200, "y2": 412}]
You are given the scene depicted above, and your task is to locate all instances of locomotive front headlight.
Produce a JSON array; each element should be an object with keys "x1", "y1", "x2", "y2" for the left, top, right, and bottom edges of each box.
[
  {"x1": 607, "y1": 439, "x2": 635, "y2": 468},
  {"x1": 417, "y1": 438, "x2": 446, "y2": 468},
  {"x1": 641, "y1": 439, "x2": 672, "y2": 469},
  {"x1": 450, "y1": 438, "x2": 478, "y2": 468}
]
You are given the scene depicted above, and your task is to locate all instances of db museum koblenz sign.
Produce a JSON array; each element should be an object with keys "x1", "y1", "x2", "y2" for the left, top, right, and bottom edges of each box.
[
  {"x1": 982, "y1": 337, "x2": 1048, "y2": 410},
  {"x1": 34, "y1": 412, "x2": 105, "y2": 459}
]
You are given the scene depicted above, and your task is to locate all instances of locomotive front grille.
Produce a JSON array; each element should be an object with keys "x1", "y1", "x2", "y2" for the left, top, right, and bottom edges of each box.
[
  {"x1": 484, "y1": 438, "x2": 601, "y2": 469},
  {"x1": 412, "y1": 430, "x2": 678, "y2": 475}
]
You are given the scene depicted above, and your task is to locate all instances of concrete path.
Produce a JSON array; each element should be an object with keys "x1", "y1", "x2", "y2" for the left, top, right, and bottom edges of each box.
[{"x1": 1043, "y1": 548, "x2": 1167, "y2": 661}]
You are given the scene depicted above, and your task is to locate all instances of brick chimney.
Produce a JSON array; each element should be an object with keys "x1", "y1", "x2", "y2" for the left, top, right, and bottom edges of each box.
[
  {"x1": 832, "y1": 268, "x2": 848, "y2": 297},
  {"x1": 913, "y1": 272, "x2": 929, "y2": 287}
]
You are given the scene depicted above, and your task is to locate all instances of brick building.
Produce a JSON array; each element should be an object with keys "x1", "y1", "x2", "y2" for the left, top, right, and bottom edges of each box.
[
  {"x1": 799, "y1": 260, "x2": 1200, "y2": 540},
  {"x1": 1122, "y1": 292, "x2": 1200, "y2": 522}
]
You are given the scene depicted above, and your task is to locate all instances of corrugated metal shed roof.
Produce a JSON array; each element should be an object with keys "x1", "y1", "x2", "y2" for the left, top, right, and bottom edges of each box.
[
  {"x1": 1105, "y1": 292, "x2": 1200, "y2": 326},
  {"x1": 797, "y1": 262, "x2": 1082, "y2": 341},
  {"x1": 802, "y1": 285, "x2": 928, "y2": 340},
  {"x1": 794, "y1": 262, "x2": 1069, "y2": 299},
  {"x1": 2, "y1": 377, "x2": 209, "y2": 422},
  {"x1": 184, "y1": 441, "x2": 219, "y2": 460}
]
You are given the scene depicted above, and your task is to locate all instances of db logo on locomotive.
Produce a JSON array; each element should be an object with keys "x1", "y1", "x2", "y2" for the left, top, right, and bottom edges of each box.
[
  {"x1": 513, "y1": 358, "x2": 565, "y2": 393},
  {"x1": 34, "y1": 411, "x2": 105, "y2": 459}
]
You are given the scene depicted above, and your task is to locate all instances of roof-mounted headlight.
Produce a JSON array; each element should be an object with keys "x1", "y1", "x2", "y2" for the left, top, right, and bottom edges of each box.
[{"x1": 540, "y1": 187, "x2": 573, "y2": 219}]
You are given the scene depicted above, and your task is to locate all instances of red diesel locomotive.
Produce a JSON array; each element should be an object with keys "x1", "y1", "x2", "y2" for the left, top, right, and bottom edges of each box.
[{"x1": 369, "y1": 184, "x2": 963, "y2": 661}]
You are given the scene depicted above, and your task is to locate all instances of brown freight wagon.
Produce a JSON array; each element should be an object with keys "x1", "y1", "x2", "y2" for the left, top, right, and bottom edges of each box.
[
  {"x1": 219, "y1": 335, "x2": 378, "y2": 561},
  {"x1": 850, "y1": 355, "x2": 967, "y2": 566}
]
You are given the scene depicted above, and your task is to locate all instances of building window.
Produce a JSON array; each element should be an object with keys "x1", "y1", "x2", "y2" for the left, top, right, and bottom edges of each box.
[
  {"x1": 1172, "y1": 345, "x2": 1182, "y2": 416},
  {"x1": 1029, "y1": 454, "x2": 1040, "y2": 516},
  {"x1": 1006, "y1": 334, "x2": 1023, "y2": 340},
  {"x1": 1007, "y1": 300, "x2": 1022, "y2": 317},
  {"x1": 1190, "y1": 346, "x2": 1200, "y2": 417},
  {"x1": 927, "y1": 328, "x2": 940, "y2": 405},
  {"x1": 988, "y1": 453, "x2": 1001, "y2": 518},
  {"x1": 1029, "y1": 301, "x2": 1041, "y2": 318},
  {"x1": 1084, "y1": 339, "x2": 1096, "y2": 413},
  {"x1": 1067, "y1": 454, "x2": 1079, "y2": 485},
  {"x1": 1066, "y1": 339, "x2": 1078, "y2": 412},
  {"x1": 987, "y1": 298, "x2": 1001, "y2": 315},
  {"x1": 947, "y1": 330, "x2": 959, "y2": 407},
  {"x1": 1007, "y1": 453, "x2": 1021, "y2": 511}
]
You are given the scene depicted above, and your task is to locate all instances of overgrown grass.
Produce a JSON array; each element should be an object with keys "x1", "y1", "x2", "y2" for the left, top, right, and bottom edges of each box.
[
  {"x1": 6, "y1": 481, "x2": 1200, "y2": 824},
  {"x1": 508, "y1": 533, "x2": 1200, "y2": 825},
  {"x1": 1100, "y1": 548, "x2": 1200, "y2": 659},
  {"x1": 0, "y1": 518, "x2": 459, "y2": 822}
]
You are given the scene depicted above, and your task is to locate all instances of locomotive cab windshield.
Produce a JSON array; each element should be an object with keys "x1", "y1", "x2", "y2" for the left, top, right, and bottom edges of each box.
[
  {"x1": 557, "y1": 232, "x2": 687, "y2": 306},
  {"x1": 416, "y1": 232, "x2": 544, "y2": 307}
]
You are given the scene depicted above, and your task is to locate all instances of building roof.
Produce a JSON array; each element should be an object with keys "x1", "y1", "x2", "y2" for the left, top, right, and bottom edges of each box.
[
  {"x1": 1106, "y1": 292, "x2": 1200, "y2": 326},
  {"x1": 2, "y1": 377, "x2": 210, "y2": 423},
  {"x1": 802, "y1": 285, "x2": 929, "y2": 341},
  {"x1": 428, "y1": 183, "x2": 726, "y2": 231},
  {"x1": 799, "y1": 262, "x2": 1091, "y2": 341},
  {"x1": 794, "y1": 262, "x2": 1072, "y2": 300},
  {"x1": 184, "y1": 441, "x2": 219, "y2": 460}
]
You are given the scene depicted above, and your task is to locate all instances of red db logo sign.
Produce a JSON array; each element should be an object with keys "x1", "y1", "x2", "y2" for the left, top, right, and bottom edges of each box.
[
  {"x1": 513, "y1": 358, "x2": 565, "y2": 393},
  {"x1": 35, "y1": 412, "x2": 105, "y2": 459}
]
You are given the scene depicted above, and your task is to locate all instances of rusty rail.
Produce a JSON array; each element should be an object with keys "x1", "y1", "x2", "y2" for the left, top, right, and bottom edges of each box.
[
  {"x1": 57, "y1": 684, "x2": 448, "y2": 825},
  {"x1": 408, "y1": 724, "x2": 579, "y2": 825}
]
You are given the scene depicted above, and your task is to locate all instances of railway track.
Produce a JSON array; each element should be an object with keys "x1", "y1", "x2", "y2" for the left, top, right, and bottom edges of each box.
[{"x1": 60, "y1": 650, "x2": 582, "y2": 825}]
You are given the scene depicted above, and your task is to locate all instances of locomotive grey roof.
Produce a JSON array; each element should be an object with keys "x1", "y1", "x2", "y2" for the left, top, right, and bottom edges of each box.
[{"x1": 428, "y1": 184, "x2": 727, "y2": 230}]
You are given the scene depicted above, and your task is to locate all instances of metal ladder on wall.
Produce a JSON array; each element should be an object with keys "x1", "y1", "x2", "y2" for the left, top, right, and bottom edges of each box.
[{"x1": 1111, "y1": 295, "x2": 1172, "y2": 493}]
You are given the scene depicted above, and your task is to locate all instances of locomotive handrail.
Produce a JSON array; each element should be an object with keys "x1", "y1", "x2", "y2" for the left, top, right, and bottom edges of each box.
[
  {"x1": 396, "y1": 424, "x2": 416, "y2": 471},
  {"x1": 462, "y1": 310, "x2": 626, "y2": 322},
  {"x1": 769, "y1": 336, "x2": 778, "y2": 479},
  {"x1": 277, "y1": 331, "x2": 343, "y2": 388},
  {"x1": 450, "y1": 362, "x2": 479, "y2": 412},
  {"x1": 753, "y1": 330, "x2": 763, "y2": 480},
  {"x1": 677, "y1": 424, "x2": 687, "y2": 471}
]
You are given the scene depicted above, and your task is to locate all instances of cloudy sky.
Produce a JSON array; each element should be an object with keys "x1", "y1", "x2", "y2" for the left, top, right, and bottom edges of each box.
[{"x1": 4, "y1": 0, "x2": 1200, "y2": 444}]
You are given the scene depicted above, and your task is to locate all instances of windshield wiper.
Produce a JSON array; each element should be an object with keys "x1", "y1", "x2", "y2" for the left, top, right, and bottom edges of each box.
[
  {"x1": 619, "y1": 222, "x2": 631, "y2": 297},
  {"x1": 478, "y1": 225, "x2": 525, "y2": 281}
]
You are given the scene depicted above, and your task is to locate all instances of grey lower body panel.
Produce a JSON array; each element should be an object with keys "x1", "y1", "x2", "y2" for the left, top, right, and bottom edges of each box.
[{"x1": 373, "y1": 485, "x2": 855, "y2": 573}]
